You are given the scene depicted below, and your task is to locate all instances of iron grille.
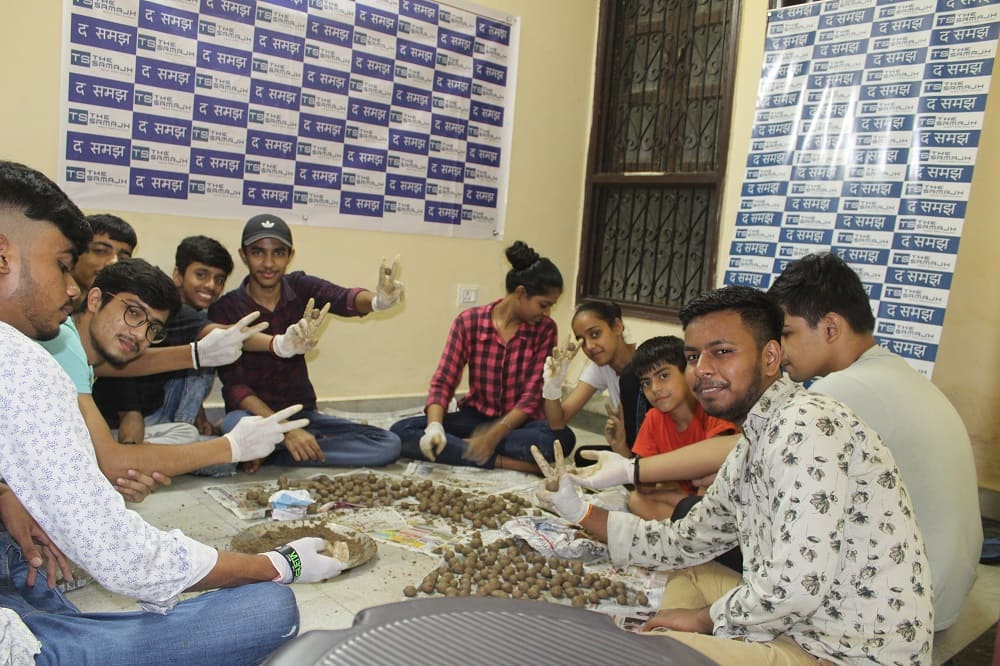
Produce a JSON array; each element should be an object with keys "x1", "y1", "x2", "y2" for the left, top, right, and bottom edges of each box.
[{"x1": 580, "y1": 0, "x2": 738, "y2": 316}]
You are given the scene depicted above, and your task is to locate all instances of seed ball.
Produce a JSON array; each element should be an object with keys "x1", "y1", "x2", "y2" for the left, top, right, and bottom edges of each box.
[
  {"x1": 568, "y1": 574, "x2": 581, "y2": 587},
  {"x1": 490, "y1": 590, "x2": 507, "y2": 598},
  {"x1": 403, "y1": 585, "x2": 418, "y2": 597},
  {"x1": 571, "y1": 562, "x2": 584, "y2": 575},
  {"x1": 588, "y1": 592, "x2": 600, "y2": 604},
  {"x1": 445, "y1": 587, "x2": 458, "y2": 597},
  {"x1": 636, "y1": 592, "x2": 649, "y2": 606},
  {"x1": 526, "y1": 587, "x2": 540, "y2": 599},
  {"x1": 617, "y1": 594, "x2": 628, "y2": 605},
  {"x1": 572, "y1": 595, "x2": 586, "y2": 608},
  {"x1": 550, "y1": 585, "x2": 564, "y2": 598},
  {"x1": 421, "y1": 583, "x2": 434, "y2": 594},
  {"x1": 540, "y1": 567, "x2": 552, "y2": 578},
  {"x1": 512, "y1": 588, "x2": 524, "y2": 599}
]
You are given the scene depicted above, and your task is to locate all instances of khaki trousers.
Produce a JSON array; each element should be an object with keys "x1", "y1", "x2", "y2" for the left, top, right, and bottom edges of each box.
[{"x1": 644, "y1": 562, "x2": 832, "y2": 665}]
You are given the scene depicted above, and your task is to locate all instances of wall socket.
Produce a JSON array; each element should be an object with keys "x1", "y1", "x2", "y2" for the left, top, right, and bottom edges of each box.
[{"x1": 457, "y1": 285, "x2": 479, "y2": 306}]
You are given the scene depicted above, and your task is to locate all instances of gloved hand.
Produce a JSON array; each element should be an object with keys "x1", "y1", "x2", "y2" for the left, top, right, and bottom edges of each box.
[
  {"x1": 530, "y1": 441, "x2": 590, "y2": 524},
  {"x1": 225, "y1": 405, "x2": 310, "y2": 462},
  {"x1": 371, "y1": 255, "x2": 404, "y2": 311},
  {"x1": 419, "y1": 421, "x2": 447, "y2": 461},
  {"x1": 263, "y1": 537, "x2": 348, "y2": 584},
  {"x1": 542, "y1": 334, "x2": 579, "y2": 400},
  {"x1": 271, "y1": 297, "x2": 331, "y2": 358},
  {"x1": 568, "y1": 449, "x2": 635, "y2": 490},
  {"x1": 193, "y1": 312, "x2": 269, "y2": 368}
]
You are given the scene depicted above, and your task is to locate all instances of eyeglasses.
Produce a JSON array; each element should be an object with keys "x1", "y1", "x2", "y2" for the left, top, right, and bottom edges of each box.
[{"x1": 109, "y1": 294, "x2": 167, "y2": 343}]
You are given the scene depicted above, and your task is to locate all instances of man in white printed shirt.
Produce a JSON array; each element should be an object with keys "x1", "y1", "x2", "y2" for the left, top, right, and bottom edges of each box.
[
  {"x1": 535, "y1": 286, "x2": 934, "y2": 664},
  {"x1": 0, "y1": 161, "x2": 344, "y2": 664}
]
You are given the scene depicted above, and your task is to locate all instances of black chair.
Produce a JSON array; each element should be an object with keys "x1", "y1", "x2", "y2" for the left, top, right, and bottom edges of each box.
[{"x1": 264, "y1": 597, "x2": 718, "y2": 665}]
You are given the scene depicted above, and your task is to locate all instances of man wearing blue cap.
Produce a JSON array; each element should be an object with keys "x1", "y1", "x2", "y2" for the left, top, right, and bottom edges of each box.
[{"x1": 209, "y1": 214, "x2": 403, "y2": 471}]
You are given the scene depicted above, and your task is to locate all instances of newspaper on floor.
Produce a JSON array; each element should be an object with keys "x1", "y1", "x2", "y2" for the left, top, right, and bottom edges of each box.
[
  {"x1": 203, "y1": 480, "x2": 278, "y2": 520},
  {"x1": 403, "y1": 460, "x2": 538, "y2": 495},
  {"x1": 368, "y1": 519, "x2": 465, "y2": 554},
  {"x1": 608, "y1": 609, "x2": 658, "y2": 633}
]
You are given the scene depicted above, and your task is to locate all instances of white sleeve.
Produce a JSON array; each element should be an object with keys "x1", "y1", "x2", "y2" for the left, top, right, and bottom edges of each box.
[
  {"x1": 0, "y1": 327, "x2": 217, "y2": 605},
  {"x1": 578, "y1": 361, "x2": 609, "y2": 391}
]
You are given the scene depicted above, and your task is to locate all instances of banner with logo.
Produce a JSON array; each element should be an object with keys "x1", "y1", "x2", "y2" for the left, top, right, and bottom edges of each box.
[
  {"x1": 58, "y1": 0, "x2": 519, "y2": 239},
  {"x1": 725, "y1": 0, "x2": 999, "y2": 376}
]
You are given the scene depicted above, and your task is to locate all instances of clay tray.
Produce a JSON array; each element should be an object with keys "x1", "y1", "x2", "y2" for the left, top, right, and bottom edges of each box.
[{"x1": 229, "y1": 518, "x2": 377, "y2": 571}]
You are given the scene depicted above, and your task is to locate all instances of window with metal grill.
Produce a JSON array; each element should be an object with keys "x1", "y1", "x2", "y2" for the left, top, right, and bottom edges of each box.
[{"x1": 578, "y1": 0, "x2": 740, "y2": 318}]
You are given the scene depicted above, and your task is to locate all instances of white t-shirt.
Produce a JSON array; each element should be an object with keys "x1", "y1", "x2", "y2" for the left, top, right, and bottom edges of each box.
[
  {"x1": 811, "y1": 345, "x2": 982, "y2": 631},
  {"x1": 578, "y1": 361, "x2": 620, "y2": 408}
]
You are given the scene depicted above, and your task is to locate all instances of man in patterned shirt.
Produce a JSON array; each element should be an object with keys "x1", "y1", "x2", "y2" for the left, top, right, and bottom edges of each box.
[
  {"x1": 535, "y1": 286, "x2": 934, "y2": 664},
  {"x1": 0, "y1": 161, "x2": 346, "y2": 663}
]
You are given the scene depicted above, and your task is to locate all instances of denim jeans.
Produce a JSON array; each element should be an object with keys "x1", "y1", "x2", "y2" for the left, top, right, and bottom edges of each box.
[
  {"x1": 0, "y1": 532, "x2": 298, "y2": 665},
  {"x1": 221, "y1": 409, "x2": 401, "y2": 468},
  {"x1": 391, "y1": 407, "x2": 575, "y2": 468},
  {"x1": 144, "y1": 369, "x2": 216, "y2": 427}
]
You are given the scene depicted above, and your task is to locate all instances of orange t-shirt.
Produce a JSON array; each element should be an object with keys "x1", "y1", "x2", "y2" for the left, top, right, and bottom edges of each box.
[{"x1": 631, "y1": 403, "x2": 738, "y2": 494}]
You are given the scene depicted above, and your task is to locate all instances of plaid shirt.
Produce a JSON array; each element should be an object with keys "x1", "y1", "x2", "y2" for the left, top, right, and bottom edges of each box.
[
  {"x1": 208, "y1": 271, "x2": 364, "y2": 412},
  {"x1": 427, "y1": 300, "x2": 556, "y2": 420}
]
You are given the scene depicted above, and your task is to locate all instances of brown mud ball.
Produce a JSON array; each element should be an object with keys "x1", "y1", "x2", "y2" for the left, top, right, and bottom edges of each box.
[{"x1": 400, "y1": 534, "x2": 652, "y2": 611}]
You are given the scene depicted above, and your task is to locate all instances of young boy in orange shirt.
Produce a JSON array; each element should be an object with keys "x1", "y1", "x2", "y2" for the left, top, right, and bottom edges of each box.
[{"x1": 627, "y1": 336, "x2": 738, "y2": 520}]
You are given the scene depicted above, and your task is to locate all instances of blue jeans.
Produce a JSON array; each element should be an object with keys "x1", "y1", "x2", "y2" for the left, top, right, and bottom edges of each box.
[
  {"x1": 221, "y1": 409, "x2": 401, "y2": 468},
  {"x1": 145, "y1": 369, "x2": 216, "y2": 426},
  {"x1": 391, "y1": 407, "x2": 575, "y2": 468},
  {"x1": 0, "y1": 532, "x2": 298, "y2": 665}
]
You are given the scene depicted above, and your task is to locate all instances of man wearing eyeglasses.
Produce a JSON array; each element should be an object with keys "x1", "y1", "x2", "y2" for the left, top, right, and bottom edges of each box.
[{"x1": 37, "y1": 258, "x2": 305, "y2": 501}]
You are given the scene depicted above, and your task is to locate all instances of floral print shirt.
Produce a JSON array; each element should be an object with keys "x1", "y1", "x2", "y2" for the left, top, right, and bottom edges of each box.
[{"x1": 607, "y1": 377, "x2": 934, "y2": 664}]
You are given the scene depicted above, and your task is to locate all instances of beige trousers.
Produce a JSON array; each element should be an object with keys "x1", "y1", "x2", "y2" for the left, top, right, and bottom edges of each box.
[{"x1": 644, "y1": 562, "x2": 831, "y2": 665}]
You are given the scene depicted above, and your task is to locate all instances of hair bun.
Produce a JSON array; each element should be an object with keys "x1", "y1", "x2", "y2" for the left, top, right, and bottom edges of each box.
[{"x1": 505, "y1": 240, "x2": 539, "y2": 271}]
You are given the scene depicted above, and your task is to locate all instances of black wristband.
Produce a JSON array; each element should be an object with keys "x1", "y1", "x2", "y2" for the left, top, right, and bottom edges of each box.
[
  {"x1": 192, "y1": 340, "x2": 201, "y2": 370},
  {"x1": 273, "y1": 544, "x2": 302, "y2": 581},
  {"x1": 633, "y1": 456, "x2": 640, "y2": 484}
]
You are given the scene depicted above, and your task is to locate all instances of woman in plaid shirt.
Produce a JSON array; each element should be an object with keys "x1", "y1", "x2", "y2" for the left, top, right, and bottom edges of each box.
[{"x1": 391, "y1": 241, "x2": 574, "y2": 473}]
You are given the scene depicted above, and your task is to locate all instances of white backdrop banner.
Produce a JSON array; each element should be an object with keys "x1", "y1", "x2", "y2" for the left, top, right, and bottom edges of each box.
[
  {"x1": 58, "y1": 0, "x2": 519, "y2": 239},
  {"x1": 725, "y1": 0, "x2": 999, "y2": 376}
]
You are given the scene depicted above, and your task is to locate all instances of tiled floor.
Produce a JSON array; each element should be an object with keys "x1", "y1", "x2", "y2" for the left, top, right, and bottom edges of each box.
[{"x1": 67, "y1": 427, "x2": 1000, "y2": 665}]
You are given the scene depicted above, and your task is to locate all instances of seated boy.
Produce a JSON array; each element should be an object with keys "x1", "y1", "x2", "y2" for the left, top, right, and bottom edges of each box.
[
  {"x1": 627, "y1": 336, "x2": 738, "y2": 520},
  {"x1": 93, "y1": 236, "x2": 238, "y2": 442}
]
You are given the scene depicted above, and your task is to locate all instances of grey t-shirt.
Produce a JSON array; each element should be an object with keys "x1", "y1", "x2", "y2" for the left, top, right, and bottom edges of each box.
[{"x1": 811, "y1": 345, "x2": 982, "y2": 630}]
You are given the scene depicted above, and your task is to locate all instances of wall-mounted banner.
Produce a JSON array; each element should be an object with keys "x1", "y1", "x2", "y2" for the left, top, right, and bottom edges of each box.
[
  {"x1": 58, "y1": 0, "x2": 519, "y2": 239},
  {"x1": 725, "y1": 0, "x2": 999, "y2": 377}
]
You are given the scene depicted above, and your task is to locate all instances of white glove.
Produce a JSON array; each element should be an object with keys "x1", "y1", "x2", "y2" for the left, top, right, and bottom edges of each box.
[
  {"x1": 271, "y1": 297, "x2": 331, "y2": 358},
  {"x1": 419, "y1": 421, "x2": 447, "y2": 461},
  {"x1": 542, "y1": 334, "x2": 579, "y2": 400},
  {"x1": 536, "y1": 474, "x2": 590, "y2": 524},
  {"x1": 568, "y1": 449, "x2": 635, "y2": 490},
  {"x1": 225, "y1": 405, "x2": 310, "y2": 462},
  {"x1": 263, "y1": 537, "x2": 348, "y2": 584},
  {"x1": 194, "y1": 312, "x2": 269, "y2": 368},
  {"x1": 371, "y1": 255, "x2": 404, "y2": 311},
  {"x1": 530, "y1": 440, "x2": 590, "y2": 524}
]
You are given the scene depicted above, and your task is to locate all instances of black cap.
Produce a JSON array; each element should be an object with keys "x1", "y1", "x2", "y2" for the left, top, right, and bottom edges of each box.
[{"x1": 241, "y1": 214, "x2": 293, "y2": 248}]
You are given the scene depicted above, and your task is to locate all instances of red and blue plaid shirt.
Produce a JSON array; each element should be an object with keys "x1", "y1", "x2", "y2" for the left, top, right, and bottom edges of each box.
[
  {"x1": 208, "y1": 271, "x2": 364, "y2": 412},
  {"x1": 427, "y1": 300, "x2": 556, "y2": 420}
]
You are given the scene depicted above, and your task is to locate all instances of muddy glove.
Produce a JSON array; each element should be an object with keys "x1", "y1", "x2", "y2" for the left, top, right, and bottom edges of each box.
[
  {"x1": 264, "y1": 537, "x2": 348, "y2": 584},
  {"x1": 271, "y1": 298, "x2": 331, "y2": 358},
  {"x1": 419, "y1": 421, "x2": 447, "y2": 461},
  {"x1": 568, "y1": 450, "x2": 636, "y2": 489},
  {"x1": 531, "y1": 441, "x2": 590, "y2": 524},
  {"x1": 371, "y1": 255, "x2": 404, "y2": 311},
  {"x1": 194, "y1": 312, "x2": 268, "y2": 368},
  {"x1": 542, "y1": 334, "x2": 579, "y2": 400},
  {"x1": 225, "y1": 405, "x2": 309, "y2": 462}
]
